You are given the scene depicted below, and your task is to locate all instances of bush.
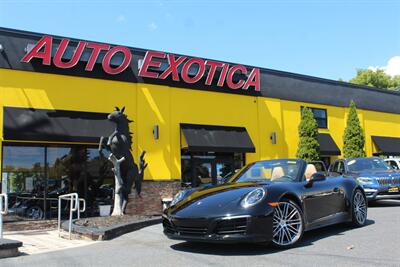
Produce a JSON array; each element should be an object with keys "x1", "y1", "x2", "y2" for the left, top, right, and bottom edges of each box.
[
  {"x1": 343, "y1": 101, "x2": 366, "y2": 158},
  {"x1": 296, "y1": 107, "x2": 320, "y2": 161}
]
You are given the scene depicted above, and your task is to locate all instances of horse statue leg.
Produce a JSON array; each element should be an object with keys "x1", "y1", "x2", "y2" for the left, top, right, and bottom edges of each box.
[
  {"x1": 98, "y1": 136, "x2": 107, "y2": 157},
  {"x1": 109, "y1": 153, "x2": 125, "y2": 216}
]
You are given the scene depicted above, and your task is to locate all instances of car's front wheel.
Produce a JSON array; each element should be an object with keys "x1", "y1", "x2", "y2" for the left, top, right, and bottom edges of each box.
[
  {"x1": 351, "y1": 189, "x2": 367, "y2": 227},
  {"x1": 271, "y1": 199, "x2": 304, "y2": 248},
  {"x1": 25, "y1": 205, "x2": 44, "y2": 220}
]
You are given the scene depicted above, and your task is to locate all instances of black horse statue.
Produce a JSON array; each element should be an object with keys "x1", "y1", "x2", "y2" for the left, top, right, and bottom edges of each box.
[{"x1": 98, "y1": 107, "x2": 147, "y2": 215}]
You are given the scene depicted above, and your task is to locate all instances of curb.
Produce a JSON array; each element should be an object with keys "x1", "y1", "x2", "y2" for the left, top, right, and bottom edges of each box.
[{"x1": 61, "y1": 217, "x2": 162, "y2": 241}]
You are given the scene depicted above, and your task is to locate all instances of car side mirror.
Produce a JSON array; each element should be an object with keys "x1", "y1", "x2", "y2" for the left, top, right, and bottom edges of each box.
[
  {"x1": 305, "y1": 173, "x2": 326, "y2": 187},
  {"x1": 311, "y1": 173, "x2": 326, "y2": 182}
]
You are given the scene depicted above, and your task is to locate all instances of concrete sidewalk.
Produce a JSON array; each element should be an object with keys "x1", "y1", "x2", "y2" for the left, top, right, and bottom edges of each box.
[{"x1": 3, "y1": 229, "x2": 95, "y2": 255}]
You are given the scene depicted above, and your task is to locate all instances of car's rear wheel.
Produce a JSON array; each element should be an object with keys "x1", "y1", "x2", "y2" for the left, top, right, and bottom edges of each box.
[
  {"x1": 351, "y1": 189, "x2": 367, "y2": 227},
  {"x1": 271, "y1": 199, "x2": 304, "y2": 248}
]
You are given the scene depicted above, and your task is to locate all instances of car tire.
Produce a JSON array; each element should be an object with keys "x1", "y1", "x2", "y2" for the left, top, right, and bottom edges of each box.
[
  {"x1": 271, "y1": 199, "x2": 305, "y2": 248},
  {"x1": 351, "y1": 189, "x2": 368, "y2": 227},
  {"x1": 25, "y1": 205, "x2": 44, "y2": 220}
]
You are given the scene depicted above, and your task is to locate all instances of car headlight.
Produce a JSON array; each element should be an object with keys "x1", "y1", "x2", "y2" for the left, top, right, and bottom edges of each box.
[
  {"x1": 241, "y1": 188, "x2": 266, "y2": 208},
  {"x1": 170, "y1": 191, "x2": 187, "y2": 206},
  {"x1": 357, "y1": 177, "x2": 375, "y2": 185}
]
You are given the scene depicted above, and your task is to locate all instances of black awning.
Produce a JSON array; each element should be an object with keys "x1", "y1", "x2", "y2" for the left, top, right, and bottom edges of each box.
[
  {"x1": 180, "y1": 123, "x2": 255, "y2": 153},
  {"x1": 372, "y1": 136, "x2": 400, "y2": 156},
  {"x1": 3, "y1": 107, "x2": 114, "y2": 143},
  {"x1": 317, "y1": 133, "x2": 341, "y2": 156}
]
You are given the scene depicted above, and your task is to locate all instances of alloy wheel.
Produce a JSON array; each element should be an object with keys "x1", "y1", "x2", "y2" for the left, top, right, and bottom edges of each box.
[
  {"x1": 353, "y1": 191, "x2": 367, "y2": 225},
  {"x1": 26, "y1": 206, "x2": 44, "y2": 220},
  {"x1": 272, "y1": 201, "x2": 303, "y2": 247}
]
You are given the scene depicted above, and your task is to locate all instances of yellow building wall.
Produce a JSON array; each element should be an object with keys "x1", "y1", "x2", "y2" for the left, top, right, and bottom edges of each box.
[
  {"x1": 0, "y1": 68, "x2": 138, "y2": 173},
  {"x1": 136, "y1": 84, "x2": 172, "y2": 180},
  {"x1": 280, "y1": 100, "x2": 347, "y2": 161},
  {"x1": 169, "y1": 88, "x2": 260, "y2": 179},
  {"x1": 1, "y1": 68, "x2": 400, "y2": 181},
  {"x1": 257, "y1": 98, "x2": 286, "y2": 159},
  {"x1": 362, "y1": 110, "x2": 400, "y2": 155}
]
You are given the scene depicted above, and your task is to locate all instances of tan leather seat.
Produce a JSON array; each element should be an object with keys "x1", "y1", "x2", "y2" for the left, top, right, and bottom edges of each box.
[
  {"x1": 271, "y1": 166, "x2": 285, "y2": 180},
  {"x1": 305, "y1": 164, "x2": 317, "y2": 181}
]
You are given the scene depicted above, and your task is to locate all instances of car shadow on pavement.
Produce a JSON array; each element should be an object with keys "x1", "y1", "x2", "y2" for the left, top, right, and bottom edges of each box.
[
  {"x1": 170, "y1": 219, "x2": 375, "y2": 256},
  {"x1": 298, "y1": 219, "x2": 374, "y2": 247},
  {"x1": 368, "y1": 199, "x2": 400, "y2": 208}
]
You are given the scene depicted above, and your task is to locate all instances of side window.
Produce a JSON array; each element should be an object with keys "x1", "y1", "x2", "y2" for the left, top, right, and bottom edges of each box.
[
  {"x1": 387, "y1": 161, "x2": 399, "y2": 170},
  {"x1": 330, "y1": 161, "x2": 338, "y2": 172},
  {"x1": 337, "y1": 161, "x2": 345, "y2": 174}
]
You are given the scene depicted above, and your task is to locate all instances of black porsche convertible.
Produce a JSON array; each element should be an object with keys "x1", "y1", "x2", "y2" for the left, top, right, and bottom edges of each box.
[{"x1": 163, "y1": 159, "x2": 368, "y2": 248}]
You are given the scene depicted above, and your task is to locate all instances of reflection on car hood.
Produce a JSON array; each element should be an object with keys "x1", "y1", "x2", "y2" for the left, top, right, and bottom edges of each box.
[
  {"x1": 166, "y1": 182, "x2": 268, "y2": 218},
  {"x1": 350, "y1": 169, "x2": 400, "y2": 177}
]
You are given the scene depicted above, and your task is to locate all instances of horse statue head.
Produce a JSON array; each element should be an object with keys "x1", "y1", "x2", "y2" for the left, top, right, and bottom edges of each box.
[
  {"x1": 108, "y1": 106, "x2": 129, "y2": 123},
  {"x1": 106, "y1": 106, "x2": 133, "y2": 149}
]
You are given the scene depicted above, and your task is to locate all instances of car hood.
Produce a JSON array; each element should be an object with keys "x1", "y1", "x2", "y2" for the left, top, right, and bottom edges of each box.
[
  {"x1": 166, "y1": 182, "x2": 267, "y2": 218},
  {"x1": 350, "y1": 169, "x2": 400, "y2": 178}
]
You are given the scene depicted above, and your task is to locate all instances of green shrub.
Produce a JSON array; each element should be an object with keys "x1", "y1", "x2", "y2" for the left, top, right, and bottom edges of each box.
[{"x1": 296, "y1": 107, "x2": 320, "y2": 161}]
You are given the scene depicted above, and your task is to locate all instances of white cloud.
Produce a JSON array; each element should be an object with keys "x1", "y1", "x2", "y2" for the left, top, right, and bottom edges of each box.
[
  {"x1": 116, "y1": 15, "x2": 125, "y2": 22},
  {"x1": 368, "y1": 56, "x2": 400, "y2": 77},
  {"x1": 148, "y1": 22, "x2": 158, "y2": 31},
  {"x1": 385, "y1": 56, "x2": 400, "y2": 77}
]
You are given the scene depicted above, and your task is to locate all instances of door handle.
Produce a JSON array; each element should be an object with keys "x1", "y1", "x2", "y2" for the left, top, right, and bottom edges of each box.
[{"x1": 333, "y1": 187, "x2": 340, "y2": 193}]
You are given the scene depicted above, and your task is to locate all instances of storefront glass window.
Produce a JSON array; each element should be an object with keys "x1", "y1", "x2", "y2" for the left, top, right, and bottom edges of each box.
[
  {"x1": 1, "y1": 144, "x2": 114, "y2": 221},
  {"x1": 86, "y1": 148, "x2": 114, "y2": 217},
  {"x1": 2, "y1": 146, "x2": 46, "y2": 220}
]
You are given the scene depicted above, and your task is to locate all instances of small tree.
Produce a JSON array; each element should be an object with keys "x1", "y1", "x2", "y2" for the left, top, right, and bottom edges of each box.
[
  {"x1": 296, "y1": 107, "x2": 320, "y2": 161},
  {"x1": 343, "y1": 101, "x2": 366, "y2": 158},
  {"x1": 349, "y1": 69, "x2": 400, "y2": 90}
]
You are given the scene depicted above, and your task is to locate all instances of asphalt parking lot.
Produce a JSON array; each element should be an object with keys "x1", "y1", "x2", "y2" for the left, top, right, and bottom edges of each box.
[{"x1": 2, "y1": 199, "x2": 400, "y2": 267}]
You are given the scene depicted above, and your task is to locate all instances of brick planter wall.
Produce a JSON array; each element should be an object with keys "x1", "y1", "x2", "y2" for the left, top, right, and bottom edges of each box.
[
  {"x1": 125, "y1": 180, "x2": 181, "y2": 215},
  {"x1": 4, "y1": 219, "x2": 57, "y2": 232}
]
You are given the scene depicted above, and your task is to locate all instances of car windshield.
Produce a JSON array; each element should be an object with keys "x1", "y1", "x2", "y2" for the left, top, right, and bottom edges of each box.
[
  {"x1": 347, "y1": 158, "x2": 391, "y2": 172},
  {"x1": 229, "y1": 159, "x2": 303, "y2": 183}
]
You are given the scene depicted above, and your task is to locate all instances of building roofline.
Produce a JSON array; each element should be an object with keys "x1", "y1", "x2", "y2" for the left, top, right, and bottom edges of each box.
[{"x1": 0, "y1": 26, "x2": 399, "y2": 97}]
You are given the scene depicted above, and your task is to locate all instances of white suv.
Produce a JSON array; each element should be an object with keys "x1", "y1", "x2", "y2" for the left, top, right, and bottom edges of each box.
[{"x1": 384, "y1": 158, "x2": 400, "y2": 170}]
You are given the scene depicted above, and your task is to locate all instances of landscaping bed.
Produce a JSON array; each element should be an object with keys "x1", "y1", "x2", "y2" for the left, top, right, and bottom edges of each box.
[{"x1": 62, "y1": 215, "x2": 161, "y2": 241}]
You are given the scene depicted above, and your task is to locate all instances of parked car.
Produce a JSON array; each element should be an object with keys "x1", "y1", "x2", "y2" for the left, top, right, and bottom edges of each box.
[
  {"x1": 384, "y1": 158, "x2": 400, "y2": 170},
  {"x1": 9, "y1": 186, "x2": 69, "y2": 220},
  {"x1": 9, "y1": 181, "x2": 114, "y2": 219},
  {"x1": 163, "y1": 159, "x2": 367, "y2": 248},
  {"x1": 329, "y1": 157, "x2": 400, "y2": 201}
]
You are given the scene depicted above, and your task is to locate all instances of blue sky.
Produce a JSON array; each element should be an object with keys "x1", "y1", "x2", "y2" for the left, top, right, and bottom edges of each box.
[{"x1": 0, "y1": 0, "x2": 399, "y2": 81}]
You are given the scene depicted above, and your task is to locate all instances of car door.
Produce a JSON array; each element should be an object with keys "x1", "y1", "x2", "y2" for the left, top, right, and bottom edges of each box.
[{"x1": 302, "y1": 175, "x2": 346, "y2": 223}]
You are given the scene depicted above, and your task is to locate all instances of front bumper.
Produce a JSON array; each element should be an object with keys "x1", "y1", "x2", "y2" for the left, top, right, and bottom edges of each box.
[
  {"x1": 363, "y1": 188, "x2": 400, "y2": 201},
  {"x1": 162, "y1": 213, "x2": 274, "y2": 244}
]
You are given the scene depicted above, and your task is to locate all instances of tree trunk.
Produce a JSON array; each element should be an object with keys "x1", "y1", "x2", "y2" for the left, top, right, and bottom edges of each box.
[{"x1": 108, "y1": 153, "x2": 125, "y2": 216}]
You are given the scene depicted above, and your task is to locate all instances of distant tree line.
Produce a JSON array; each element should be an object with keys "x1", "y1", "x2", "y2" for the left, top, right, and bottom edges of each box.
[{"x1": 346, "y1": 69, "x2": 400, "y2": 91}]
